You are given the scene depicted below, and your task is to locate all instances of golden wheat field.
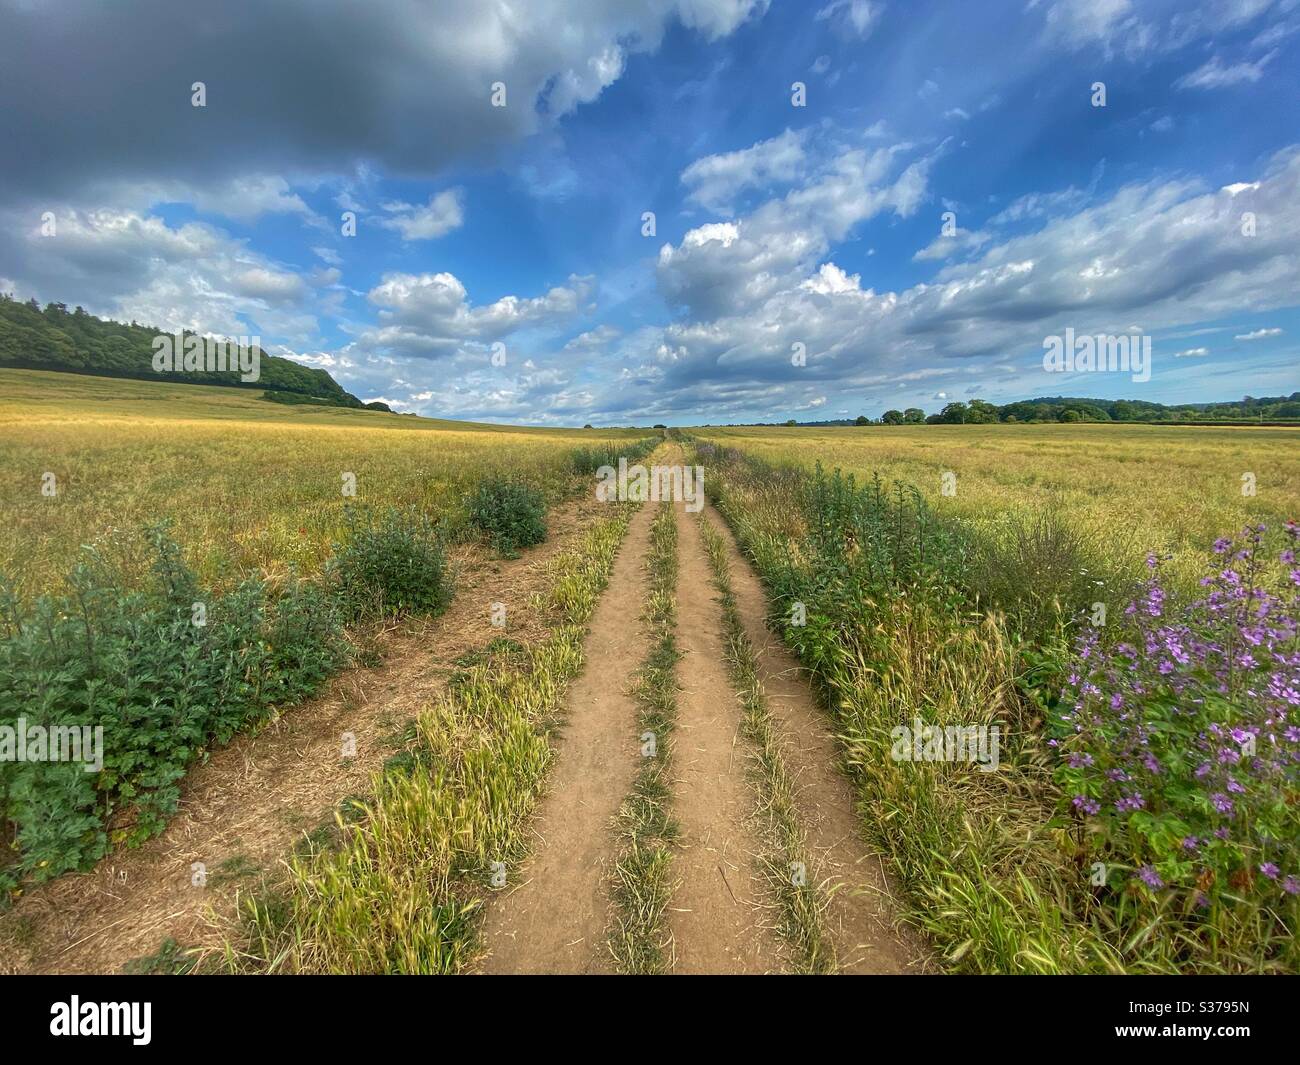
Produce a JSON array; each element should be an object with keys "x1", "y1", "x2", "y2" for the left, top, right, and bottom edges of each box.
[
  {"x1": 7, "y1": 369, "x2": 1297, "y2": 597},
  {"x1": 0, "y1": 369, "x2": 645, "y2": 592},
  {"x1": 696, "y1": 423, "x2": 1300, "y2": 591}
]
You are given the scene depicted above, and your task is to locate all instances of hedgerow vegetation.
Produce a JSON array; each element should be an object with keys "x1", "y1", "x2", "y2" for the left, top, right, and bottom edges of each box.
[
  {"x1": 0, "y1": 505, "x2": 451, "y2": 892},
  {"x1": 691, "y1": 438, "x2": 1298, "y2": 973}
]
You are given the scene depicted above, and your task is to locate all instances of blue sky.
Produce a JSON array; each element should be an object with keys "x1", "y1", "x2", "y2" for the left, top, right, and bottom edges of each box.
[{"x1": 1, "y1": 0, "x2": 1297, "y2": 424}]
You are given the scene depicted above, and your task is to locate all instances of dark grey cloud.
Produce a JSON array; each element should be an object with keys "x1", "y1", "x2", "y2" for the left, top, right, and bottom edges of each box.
[{"x1": 0, "y1": 0, "x2": 766, "y2": 206}]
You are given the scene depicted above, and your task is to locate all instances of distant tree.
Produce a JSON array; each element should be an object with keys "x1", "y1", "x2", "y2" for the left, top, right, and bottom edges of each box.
[
  {"x1": 854, "y1": 414, "x2": 870, "y2": 426},
  {"x1": 1059, "y1": 404, "x2": 1109, "y2": 422},
  {"x1": 653, "y1": 423, "x2": 667, "y2": 429},
  {"x1": 903, "y1": 407, "x2": 924, "y2": 423},
  {"x1": 935, "y1": 401, "x2": 969, "y2": 424},
  {"x1": 881, "y1": 409, "x2": 905, "y2": 425},
  {"x1": 583, "y1": 423, "x2": 593, "y2": 429},
  {"x1": 785, "y1": 419, "x2": 797, "y2": 427},
  {"x1": 965, "y1": 399, "x2": 999, "y2": 424}
]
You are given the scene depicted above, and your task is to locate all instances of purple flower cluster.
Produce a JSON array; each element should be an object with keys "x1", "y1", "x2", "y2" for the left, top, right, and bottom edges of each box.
[{"x1": 1054, "y1": 521, "x2": 1300, "y2": 904}]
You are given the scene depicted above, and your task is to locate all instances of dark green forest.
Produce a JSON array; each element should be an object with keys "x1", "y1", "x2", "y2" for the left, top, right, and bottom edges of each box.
[{"x1": 0, "y1": 295, "x2": 376, "y2": 408}]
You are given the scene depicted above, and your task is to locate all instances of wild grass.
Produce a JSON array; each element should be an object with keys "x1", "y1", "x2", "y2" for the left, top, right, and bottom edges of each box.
[
  {"x1": 697, "y1": 422, "x2": 1300, "y2": 599},
  {"x1": 607, "y1": 502, "x2": 680, "y2": 974},
  {"x1": 0, "y1": 368, "x2": 650, "y2": 593},
  {"x1": 829, "y1": 595, "x2": 1122, "y2": 973},
  {"x1": 224, "y1": 508, "x2": 633, "y2": 973},
  {"x1": 697, "y1": 515, "x2": 833, "y2": 974},
  {"x1": 692, "y1": 440, "x2": 1298, "y2": 973}
]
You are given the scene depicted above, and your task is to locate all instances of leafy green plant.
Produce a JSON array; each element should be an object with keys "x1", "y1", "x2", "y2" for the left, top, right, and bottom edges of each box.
[
  {"x1": 122, "y1": 937, "x2": 199, "y2": 975},
  {"x1": 0, "y1": 523, "x2": 347, "y2": 891},
  {"x1": 329, "y1": 505, "x2": 451, "y2": 619},
  {"x1": 466, "y1": 478, "x2": 547, "y2": 555}
]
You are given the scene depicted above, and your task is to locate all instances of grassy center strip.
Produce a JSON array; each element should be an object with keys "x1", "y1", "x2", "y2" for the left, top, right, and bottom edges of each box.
[
  {"x1": 607, "y1": 502, "x2": 680, "y2": 974},
  {"x1": 696, "y1": 514, "x2": 834, "y2": 974},
  {"x1": 224, "y1": 506, "x2": 634, "y2": 974}
]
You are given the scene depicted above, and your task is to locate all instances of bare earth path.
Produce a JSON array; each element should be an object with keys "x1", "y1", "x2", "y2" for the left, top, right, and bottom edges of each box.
[
  {"x1": 475, "y1": 471, "x2": 923, "y2": 974},
  {"x1": 667, "y1": 499, "x2": 779, "y2": 974},
  {"x1": 700, "y1": 502, "x2": 926, "y2": 974},
  {"x1": 0, "y1": 496, "x2": 603, "y2": 975},
  {"x1": 475, "y1": 501, "x2": 654, "y2": 974}
]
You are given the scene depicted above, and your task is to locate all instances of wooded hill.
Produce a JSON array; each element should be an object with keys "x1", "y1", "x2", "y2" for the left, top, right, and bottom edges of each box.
[{"x1": 0, "y1": 295, "x2": 381, "y2": 409}]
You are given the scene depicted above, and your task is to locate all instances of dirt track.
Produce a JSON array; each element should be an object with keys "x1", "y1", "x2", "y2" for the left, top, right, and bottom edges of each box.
[
  {"x1": 699, "y1": 502, "x2": 924, "y2": 973},
  {"x1": 665, "y1": 500, "x2": 777, "y2": 973},
  {"x1": 475, "y1": 450, "x2": 924, "y2": 973},
  {"x1": 4, "y1": 461, "x2": 926, "y2": 975},
  {"x1": 476, "y1": 502, "x2": 654, "y2": 973}
]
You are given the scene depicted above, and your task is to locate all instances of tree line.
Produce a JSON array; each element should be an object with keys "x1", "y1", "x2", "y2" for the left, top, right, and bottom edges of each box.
[{"x1": 860, "y1": 394, "x2": 1300, "y2": 425}]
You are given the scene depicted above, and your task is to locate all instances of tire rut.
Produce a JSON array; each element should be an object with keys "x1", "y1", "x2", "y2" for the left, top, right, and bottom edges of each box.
[
  {"x1": 700, "y1": 502, "x2": 927, "y2": 973},
  {"x1": 475, "y1": 501, "x2": 655, "y2": 974},
  {"x1": 667, "y1": 498, "x2": 780, "y2": 974}
]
